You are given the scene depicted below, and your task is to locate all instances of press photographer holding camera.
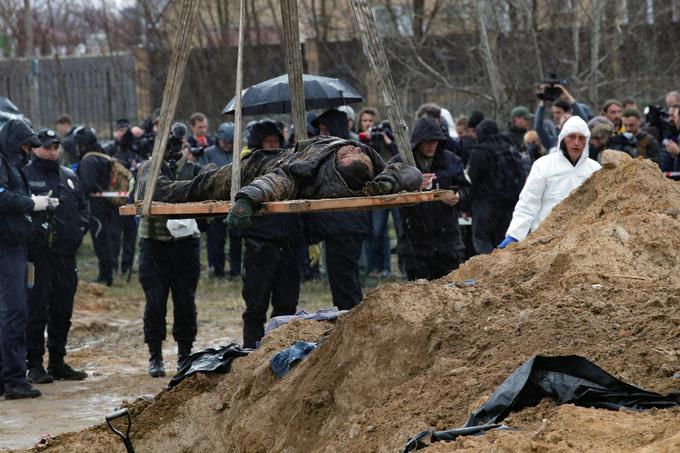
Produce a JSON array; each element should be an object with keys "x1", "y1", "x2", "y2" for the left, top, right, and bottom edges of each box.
[
  {"x1": 660, "y1": 103, "x2": 680, "y2": 178},
  {"x1": 533, "y1": 76, "x2": 589, "y2": 150}
]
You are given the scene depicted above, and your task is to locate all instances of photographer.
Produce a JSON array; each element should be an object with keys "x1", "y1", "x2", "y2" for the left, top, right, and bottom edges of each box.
[
  {"x1": 202, "y1": 122, "x2": 240, "y2": 279},
  {"x1": 134, "y1": 122, "x2": 201, "y2": 377},
  {"x1": 357, "y1": 108, "x2": 399, "y2": 278},
  {"x1": 610, "y1": 109, "x2": 660, "y2": 161},
  {"x1": 104, "y1": 119, "x2": 140, "y2": 276},
  {"x1": 660, "y1": 107, "x2": 680, "y2": 177},
  {"x1": 534, "y1": 83, "x2": 588, "y2": 150},
  {"x1": 76, "y1": 127, "x2": 116, "y2": 286}
]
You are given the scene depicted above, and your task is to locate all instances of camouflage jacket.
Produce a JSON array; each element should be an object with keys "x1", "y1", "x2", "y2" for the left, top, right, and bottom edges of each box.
[
  {"x1": 150, "y1": 137, "x2": 423, "y2": 207},
  {"x1": 135, "y1": 157, "x2": 201, "y2": 241}
]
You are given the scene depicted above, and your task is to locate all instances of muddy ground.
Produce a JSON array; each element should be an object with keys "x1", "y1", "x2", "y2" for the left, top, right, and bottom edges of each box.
[{"x1": 0, "y1": 241, "x2": 337, "y2": 451}]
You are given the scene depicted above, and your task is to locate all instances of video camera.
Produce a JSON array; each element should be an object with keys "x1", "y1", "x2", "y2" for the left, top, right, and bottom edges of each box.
[
  {"x1": 537, "y1": 73, "x2": 568, "y2": 102},
  {"x1": 130, "y1": 132, "x2": 155, "y2": 160},
  {"x1": 166, "y1": 122, "x2": 188, "y2": 162},
  {"x1": 644, "y1": 105, "x2": 671, "y2": 139},
  {"x1": 358, "y1": 121, "x2": 393, "y2": 150}
]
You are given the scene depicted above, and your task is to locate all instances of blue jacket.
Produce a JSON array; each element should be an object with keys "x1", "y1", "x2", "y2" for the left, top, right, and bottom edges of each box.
[
  {"x1": 24, "y1": 158, "x2": 89, "y2": 255},
  {"x1": 199, "y1": 143, "x2": 234, "y2": 167},
  {"x1": 0, "y1": 119, "x2": 38, "y2": 249},
  {"x1": 659, "y1": 139, "x2": 680, "y2": 173},
  {"x1": 534, "y1": 102, "x2": 588, "y2": 150}
]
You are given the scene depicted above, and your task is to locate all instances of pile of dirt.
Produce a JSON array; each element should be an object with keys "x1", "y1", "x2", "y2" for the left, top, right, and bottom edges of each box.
[{"x1": 37, "y1": 159, "x2": 680, "y2": 452}]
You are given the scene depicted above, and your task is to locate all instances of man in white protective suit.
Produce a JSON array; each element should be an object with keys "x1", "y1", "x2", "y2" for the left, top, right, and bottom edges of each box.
[{"x1": 498, "y1": 116, "x2": 601, "y2": 248}]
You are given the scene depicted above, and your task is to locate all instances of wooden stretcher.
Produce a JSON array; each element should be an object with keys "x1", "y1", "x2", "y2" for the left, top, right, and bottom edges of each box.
[{"x1": 119, "y1": 189, "x2": 455, "y2": 218}]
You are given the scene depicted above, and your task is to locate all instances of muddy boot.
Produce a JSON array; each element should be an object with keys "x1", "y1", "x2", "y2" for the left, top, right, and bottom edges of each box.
[
  {"x1": 177, "y1": 342, "x2": 192, "y2": 368},
  {"x1": 4, "y1": 383, "x2": 41, "y2": 400},
  {"x1": 27, "y1": 365, "x2": 54, "y2": 384},
  {"x1": 148, "y1": 342, "x2": 165, "y2": 378},
  {"x1": 48, "y1": 358, "x2": 87, "y2": 381}
]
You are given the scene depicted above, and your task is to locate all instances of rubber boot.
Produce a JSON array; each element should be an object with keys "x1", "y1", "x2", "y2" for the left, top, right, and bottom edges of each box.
[
  {"x1": 177, "y1": 342, "x2": 192, "y2": 368},
  {"x1": 148, "y1": 341, "x2": 165, "y2": 378}
]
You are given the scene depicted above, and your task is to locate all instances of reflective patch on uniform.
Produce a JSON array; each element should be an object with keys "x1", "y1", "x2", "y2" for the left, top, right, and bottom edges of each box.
[
  {"x1": 30, "y1": 181, "x2": 47, "y2": 187},
  {"x1": 67, "y1": 178, "x2": 75, "y2": 190}
]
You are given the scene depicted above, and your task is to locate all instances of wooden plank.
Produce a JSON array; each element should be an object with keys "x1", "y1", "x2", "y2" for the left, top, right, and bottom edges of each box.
[{"x1": 119, "y1": 190, "x2": 455, "y2": 217}]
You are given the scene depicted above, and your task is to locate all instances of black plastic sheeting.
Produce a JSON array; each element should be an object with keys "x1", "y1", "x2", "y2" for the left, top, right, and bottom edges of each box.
[
  {"x1": 403, "y1": 355, "x2": 680, "y2": 452},
  {"x1": 168, "y1": 343, "x2": 251, "y2": 388},
  {"x1": 270, "y1": 341, "x2": 319, "y2": 378}
]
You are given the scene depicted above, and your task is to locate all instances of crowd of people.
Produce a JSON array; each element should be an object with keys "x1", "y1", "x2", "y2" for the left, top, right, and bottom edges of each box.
[{"x1": 1, "y1": 85, "x2": 679, "y2": 398}]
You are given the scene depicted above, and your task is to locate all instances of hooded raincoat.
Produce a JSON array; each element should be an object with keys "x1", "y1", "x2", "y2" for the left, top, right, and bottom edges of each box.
[
  {"x1": 0, "y1": 119, "x2": 39, "y2": 248},
  {"x1": 505, "y1": 116, "x2": 601, "y2": 241}
]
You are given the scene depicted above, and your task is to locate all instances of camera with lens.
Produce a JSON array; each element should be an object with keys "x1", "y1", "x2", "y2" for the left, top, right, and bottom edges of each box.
[
  {"x1": 131, "y1": 132, "x2": 155, "y2": 160},
  {"x1": 537, "y1": 73, "x2": 568, "y2": 102},
  {"x1": 189, "y1": 146, "x2": 205, "y2": 158},
  {"x1": 644, "y1": 105, "x2": 671, "y2": 138},
  {"x1": 166, "y1": 122, "x2": 188, "y2": 163},
  {"x1": 358, "y1": 120, "x2": 393, "y2": 150}
]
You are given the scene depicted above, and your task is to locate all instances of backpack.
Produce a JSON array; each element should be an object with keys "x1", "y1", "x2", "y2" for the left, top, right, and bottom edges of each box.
[
  {"x1": 82, "y1": 151, "x2": 132, "y2": 206},
  {"x1": 492, "y1": 144, "x2": 526, "y2": 203}
]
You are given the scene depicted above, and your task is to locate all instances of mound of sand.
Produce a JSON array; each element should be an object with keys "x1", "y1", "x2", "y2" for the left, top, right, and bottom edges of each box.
[{"x1": 40, "y1": 159, "x2": 680, "y2": 452}]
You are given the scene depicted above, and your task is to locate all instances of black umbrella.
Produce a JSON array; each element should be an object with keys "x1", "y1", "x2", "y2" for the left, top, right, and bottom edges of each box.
[
  {"x1": 0, "y1": 97, "x2": 25, "y2": 128},
  {"x1": 222, "y1": 74, "x2": 363, "y2": 115}
]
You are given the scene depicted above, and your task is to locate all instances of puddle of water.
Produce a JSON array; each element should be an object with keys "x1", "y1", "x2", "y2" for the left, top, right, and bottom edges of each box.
[{"x1": 0, "y1": 376, "x2": 165, "y2": 450}]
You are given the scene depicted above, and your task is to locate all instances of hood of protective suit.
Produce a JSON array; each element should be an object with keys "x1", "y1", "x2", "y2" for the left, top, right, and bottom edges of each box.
[{"x1": 557, "y1": 116, "x2": 591, "y2": 166}]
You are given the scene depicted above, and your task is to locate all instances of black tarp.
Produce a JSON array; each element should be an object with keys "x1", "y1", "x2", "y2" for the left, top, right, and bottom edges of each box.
[
  {"x1": 168, "y1": 343, "x2": 250, "y2": 388},
  {"x1": 403, "y1": 355, "x2": 680, "y2": 452}
]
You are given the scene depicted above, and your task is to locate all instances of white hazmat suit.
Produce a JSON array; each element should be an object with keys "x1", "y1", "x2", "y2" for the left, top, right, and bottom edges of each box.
[{"x1": 505, "y1": 116, "x2": 601, "y2": 241}]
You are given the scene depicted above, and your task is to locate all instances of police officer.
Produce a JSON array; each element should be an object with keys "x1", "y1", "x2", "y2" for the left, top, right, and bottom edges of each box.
[
  {"x1": 75, "y1": 126, "x2": 116, "y2": 286},
  {"x1": 105, "y1": 119, "x2": 140, "y2": 277},
  {"x1": 134, "y1": 122, "x2": 201, "y2": 377},
  {"x1": 0, "y1": 119, "x2": 48, "y2": 399},
  {"x1": 230, "y1": 120, "x2": 303, "y2": 348},
  {"x1": 24, "y1": 129, "x2": 89, "y2": 383}
]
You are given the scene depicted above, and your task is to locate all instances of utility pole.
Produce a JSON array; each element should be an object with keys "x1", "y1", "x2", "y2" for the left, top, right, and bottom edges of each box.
[{"x1": 24, "y1": 0, "x2": 39, "y2": 123}]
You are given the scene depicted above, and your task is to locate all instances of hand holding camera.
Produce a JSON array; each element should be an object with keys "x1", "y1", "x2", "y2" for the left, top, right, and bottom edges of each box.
[{"x1": 536, "y1": 73, "x2": 571, "y2": 103}]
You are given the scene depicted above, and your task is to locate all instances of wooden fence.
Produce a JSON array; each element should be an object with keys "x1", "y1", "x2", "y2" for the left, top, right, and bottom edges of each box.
[{"x1": 0, "y1": 53, "x2": 138, "y2": 138}]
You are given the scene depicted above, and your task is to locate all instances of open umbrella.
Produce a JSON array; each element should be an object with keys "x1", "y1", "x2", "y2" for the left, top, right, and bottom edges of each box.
[
  {"x1": 0, "y1": 97, "x2": 25, "y2": 129},
  {"x1": 222, "y1": 74, "x2": 363, "y2": 115}
]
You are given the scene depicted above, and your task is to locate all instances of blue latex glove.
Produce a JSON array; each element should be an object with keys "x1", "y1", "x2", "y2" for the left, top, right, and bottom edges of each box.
[{"x1": 497, "y1": 236, "x2": 518, "y2": 249}]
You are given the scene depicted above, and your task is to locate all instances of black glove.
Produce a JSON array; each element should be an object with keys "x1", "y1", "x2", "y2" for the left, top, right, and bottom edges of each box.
[
  {"x1": 225, "y1": 197, "x2": 253, "y2": 229},
  {"x1": 363, "y1": 180, "x2": 394, "y2": 196}
]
